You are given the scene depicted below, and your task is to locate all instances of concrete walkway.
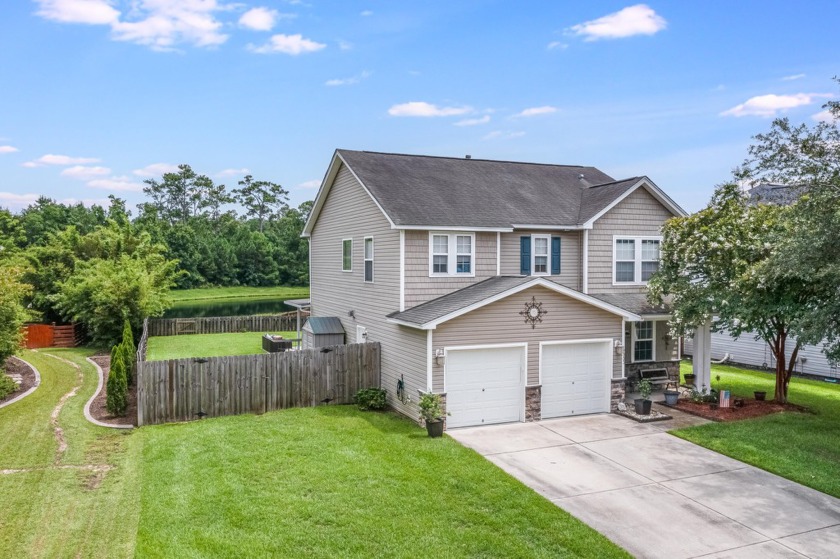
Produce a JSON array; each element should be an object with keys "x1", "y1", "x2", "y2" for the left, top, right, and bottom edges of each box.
[{"x1": 449, "y1": 408, "x2": 840, "y2": 559}]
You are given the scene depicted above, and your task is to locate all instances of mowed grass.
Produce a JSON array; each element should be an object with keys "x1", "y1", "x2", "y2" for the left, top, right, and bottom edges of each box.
[
  {"x1": 0, "y1": 349, "x2": 141, "y2": 559},
  {"x1": 136, "y1": 406, "x2": 630, "y2": 559},
  {"x1": 146, "y1": 331, "x2": 298, "y2": 360},
  {"x1": 673, "y1": 361, "x2": 840, "y2": 498},
  {"x1": 169, "y1": 285, "x2": 309, "y2": 302}
]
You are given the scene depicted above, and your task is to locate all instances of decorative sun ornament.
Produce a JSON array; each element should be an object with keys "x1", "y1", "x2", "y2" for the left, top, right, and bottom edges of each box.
[{"x1": 519, "y1": 296, "x2": 547, "y2": 329}]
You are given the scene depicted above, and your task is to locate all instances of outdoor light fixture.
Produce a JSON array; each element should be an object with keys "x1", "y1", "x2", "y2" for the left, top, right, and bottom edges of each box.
[
  {"x1": 434, "y1": 348, "x2": 445, "y2": 365},
  {"x1": 614, "y1": 339, "x2": 624, "y2": 354},
  {"x1": 348, "y1": 310, "x2": 355, "y2": 318}
]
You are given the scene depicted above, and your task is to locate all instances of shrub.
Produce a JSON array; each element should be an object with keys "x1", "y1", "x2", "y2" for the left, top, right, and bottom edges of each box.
[
  {"x1": 354, "y1": 387, "x2": 387, "y2": 411},
  {"x1": 0, "y1": 373, "x2": 18, "y2": 400},
  {"x1": 119, "y1": 322, "x2": 136, "y2": 384},
  {"x1": 106, "y1": 346, "x2": 128, "y2": 416},
  {"x1": 418, "y1": 392, "x2": 446, "y2": 423}
]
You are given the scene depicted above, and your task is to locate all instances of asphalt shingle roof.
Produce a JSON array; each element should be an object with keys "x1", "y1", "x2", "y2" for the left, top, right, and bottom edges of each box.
[
  {"x1": 586, "y1": 293, "x2": 671, "y2": 317},
  {"x1": 337, "y1": 150, "x2": 625, "y2": 228},
  {"x1": 303, "y1": 317, "x2": 345, "y2": 334}
]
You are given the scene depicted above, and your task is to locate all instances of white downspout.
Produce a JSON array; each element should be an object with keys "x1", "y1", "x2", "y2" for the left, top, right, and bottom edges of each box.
[{"x1": 582, "y1": 229, "x2": 589, "y2": 294}]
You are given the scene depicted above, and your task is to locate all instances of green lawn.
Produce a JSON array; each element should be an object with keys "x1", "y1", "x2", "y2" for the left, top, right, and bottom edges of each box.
[
  {"x1": 136, "y1": 406, "x2": 629, "y2": 558},
  {"x1": 146, "y1": 331, "x2": 298, "y2": 360},
  {"x1": 673, "y1": 361, "x2": 840, "y2": 498},
  {"x1": 0, "y1": 349, "x2": 141, "y2": 559},
  {"x1": 169, "y1": 285, "x2": 309, "y2": 302}
]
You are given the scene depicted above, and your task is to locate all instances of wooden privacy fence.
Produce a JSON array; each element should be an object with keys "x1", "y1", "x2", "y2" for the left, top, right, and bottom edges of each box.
[
  {"x1": 22, "y1": 323, "x2": 84, "y2": 349},
  {"x1": 147, "y1": 313, "x2": 307, "y2": 337},
  {"x1": 136, "y1": 342, "x2": 380, "y2": 426}
]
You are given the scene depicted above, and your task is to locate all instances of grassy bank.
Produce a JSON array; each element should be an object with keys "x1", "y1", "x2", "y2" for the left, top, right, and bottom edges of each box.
[
  {"x1": 146, "y1": 332, "x2": 298, "y2": 361},
  {"x1": 673, "y1": 361, "x2": 840, "y2": 498},
  {"x1": 169, "y1": 286, "x2": 309, "y2": 302}
]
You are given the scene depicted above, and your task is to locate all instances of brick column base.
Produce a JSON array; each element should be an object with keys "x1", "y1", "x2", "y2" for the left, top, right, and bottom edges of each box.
[
  {"x1": 525, "y1": 385, "x2": 541, "y2": 421},
  {"x1": 610, "y1": 379, "x2": 626, "y2": 412}
]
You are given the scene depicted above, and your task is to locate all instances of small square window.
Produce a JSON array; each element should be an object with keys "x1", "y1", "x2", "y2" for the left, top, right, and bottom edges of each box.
[
  {"x1": 615, "y1": 262, "x2": 635, "y2": 282},
  {"x1": 433, "y1": 255, "x2": 448, "y2": 274}
]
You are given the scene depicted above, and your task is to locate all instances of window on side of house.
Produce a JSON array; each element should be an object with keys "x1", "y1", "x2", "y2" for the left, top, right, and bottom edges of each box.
[
  {"x1": 633, "y1": 320, "x2": 654, "y2": 362},
  {"x1": 613, "y1": 236, "x2": 662, "y2": 284},
  {"x1": 429, "y1": 232, "x2": 475, "y2": 277},
  {"x1": 532, "y1": 234, "x2": 550, "y2": 275},
  {"x1": 364, "y1": 237, "x2": 374, "y2": 282},
  {"x1": 342, "y1": 238, "x2": 352, "y2": 272}
]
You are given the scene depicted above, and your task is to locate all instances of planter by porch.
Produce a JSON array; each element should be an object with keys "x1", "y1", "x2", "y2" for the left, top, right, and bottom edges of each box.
[
  {"x1": 425, "y1": 419, "x2": 444, "y2": 438},
  {"x1": 754, "y1": 391, "x2": 766, "y2": 401},
  {"x1": 634, "y1": 399, "x2": 652, "y2": 415},
  {"x1": 663, "y1": 390, "x2": 680, "y2": 406},
  {"x1": 684, "y1": 373, "x2": 696, "y2": 385}
]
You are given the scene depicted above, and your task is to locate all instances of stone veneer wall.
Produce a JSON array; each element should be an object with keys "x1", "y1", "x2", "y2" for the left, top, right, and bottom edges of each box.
[
  {"x1": 625, "y1": 360, "x2": 681, "y2": 385},
  {"x1": 525, "y1": 385, "x2": 541, "y2": 422},
  {"x1": 610, "y1": 379, "x2": 626, "y2": 412}
]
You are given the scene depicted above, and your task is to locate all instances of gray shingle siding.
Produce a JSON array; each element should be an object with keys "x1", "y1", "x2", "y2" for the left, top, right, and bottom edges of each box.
[{"x1": 500, "y1": 230, "x2": 581, "y2": 290}]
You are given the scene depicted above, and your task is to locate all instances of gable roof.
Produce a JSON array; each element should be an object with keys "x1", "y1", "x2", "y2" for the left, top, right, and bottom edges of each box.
[
  {"x1": 303, "y1": 150, "x2": 686, "y2": 236},
  {"x1": 303, "y1": 317, "x2": 345, "y2": 335},
  {"x1": 386, "y1": 276, "x2": 641, "y2": 330}
]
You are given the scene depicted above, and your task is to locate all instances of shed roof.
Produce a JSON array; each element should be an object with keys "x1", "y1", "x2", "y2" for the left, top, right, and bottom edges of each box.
[{"x1": 303, "y1": 317, "x2": 345, "y2": 335}]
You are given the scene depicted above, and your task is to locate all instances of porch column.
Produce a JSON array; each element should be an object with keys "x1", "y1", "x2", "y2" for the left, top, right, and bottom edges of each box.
[
  {"x1": 692, "y1": 319, "x2": 712, "y2": 389},
  {"x1": 296, "y1": 308, "x2": 301, "y2": 339}
]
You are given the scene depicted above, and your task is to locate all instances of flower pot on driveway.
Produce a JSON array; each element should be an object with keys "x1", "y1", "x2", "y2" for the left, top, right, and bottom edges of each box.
[
  {"x1": 634, "y1": 399, "x2": 652, "y2": 415},
  {"x1": 425, "y1": 419, "x2": 444, "y2": 438},
  {"x1": 664, "y1": 390, "x2": 680, "y2": 406}
]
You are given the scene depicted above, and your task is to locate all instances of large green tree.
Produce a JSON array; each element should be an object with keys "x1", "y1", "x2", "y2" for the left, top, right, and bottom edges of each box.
[
  {"x1": 0, "y1": 261, "x2": 32, "y2": 366},
  {"x1": 648, "y1": 183, "x2": 807, "y2": 403},
  {"x1": 234, "y1": 175, "x2": 289, "y2": 232}
]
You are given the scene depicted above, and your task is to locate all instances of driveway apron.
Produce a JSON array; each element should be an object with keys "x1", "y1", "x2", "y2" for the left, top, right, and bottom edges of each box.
[{"x1": 449, "y1": 411, "x2": 840, "y2": 559}]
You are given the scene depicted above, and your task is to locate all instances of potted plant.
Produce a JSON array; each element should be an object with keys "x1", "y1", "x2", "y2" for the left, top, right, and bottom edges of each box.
[
  {"x1": 684, "y1": 373, "x2": 696, "y2": 386},
  {"x1": 418, "y1": 392, "x2": 446, "y2": 438},
  {"x1": 754, "y1": 390, "x2": 766, "y2": 401},
  {"x1": 663, "y1": 386, "x2": 680, "y2": 406},
  {"x1": 634, "y1": 378, "x2": 653, "y2": 415}
]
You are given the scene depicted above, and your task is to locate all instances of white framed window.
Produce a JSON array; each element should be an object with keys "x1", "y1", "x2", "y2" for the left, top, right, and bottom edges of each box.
[
  {"x1": 364, "y1": 237, "x2": 374, "y2": 282},
  {"x1": 342, "y1": 238, "x2": 353, "y2": 272},
  {"x1": 613, "y1": 235, "x2": 662, "y2": 285},
  {"x1": 532, "y1": 234, "x2": 550, "y2": 276},
  {"x1": 632, "y1": 320, "x2": 655, "y2": 362},
  {"x1": 428, "y1": 232, "x2": 475, "y2": 277}
]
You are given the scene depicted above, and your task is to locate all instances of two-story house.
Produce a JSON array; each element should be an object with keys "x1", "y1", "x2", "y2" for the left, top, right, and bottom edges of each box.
[{"x1": 302, "y1": 150, "x2": 686, "y2": 428}]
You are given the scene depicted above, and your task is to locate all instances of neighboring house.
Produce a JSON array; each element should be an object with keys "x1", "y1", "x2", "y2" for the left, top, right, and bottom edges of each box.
[{"x1": 301, "y1": 150, "x2": 686, "y2": 428}]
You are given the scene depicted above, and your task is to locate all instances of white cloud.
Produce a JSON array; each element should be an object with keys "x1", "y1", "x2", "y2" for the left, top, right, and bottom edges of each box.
[
  {"x1": 87, "y1": 175, "x2": 144, "y2": 192},
  {"x1": 249, "y1": 33, "x2": 326, "y2": 54},
  {"x1": 239, "y1": 7, "x2": 280, "y2": 31},
  {"x1": 132, "y1": 162, "x2": 179, "y2": 177},
  {"x1": 812, "y1": 109, "x2": 837, "y2": 123},
  {"x1": 0, "y1": 145, "x2": 19, "y2": 154},
  {"x1": 720, "y1": 93, "x2": 832, "y2": 117},
  {"x1": 0, "y1": 192, "x2": 40, "y2": 208},
  {"x1": 35, "y1": 0, "x2": 120, "y2": 25},
  {"x1": 60, "y1": 165, "x2": 111, "y2": 179},
  {"x1": 782, "y1": 73, "x2": 806, "y2": 81},
  {"x1": 547, "y1": 41, "x2": 568, "y2": 50},
  {"x1": 568, "y1": 4, "x2": 666, "y2": 41},
  {"x1": 325, "y1": 70, "x2": 371, "y2": 87},
  {"x1": 360, "y1": 10, "x2": 373, "y2": 16},
  {"x1": 454, "y1": 115, "x2": 491, "y2": 126},
  {"x1": 216, "y1": 167, "x2": 250, "y2": 178},
  {"x1": 514, "y1": 106, "x2": 558, "y2": 118},
  {"x1": 482, "y1": 130, "x2": 526, "y2": 140},
  {"x1": 297, "y1": 179, "x2": 321, "y2": 189},
  {"x1": 388, "y1": 102, "x2": 472, "y2": 117},
  {"x1": 24, "y1": 153, "x2": 101, "y2": 167}
]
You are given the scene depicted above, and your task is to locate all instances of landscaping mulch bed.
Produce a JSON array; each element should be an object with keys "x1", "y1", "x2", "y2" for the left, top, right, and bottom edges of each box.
[
  {"x1": 0, "y1": 357, "x2": 38, "y2": 405},
  {"x1": 672, "y1": 397, "x2": 807, "y2": 422},
  {"x1": 90, "y1": 355, "x2": 137, "y2": 426}
]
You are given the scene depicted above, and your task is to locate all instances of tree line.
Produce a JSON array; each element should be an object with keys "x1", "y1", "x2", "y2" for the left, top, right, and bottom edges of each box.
[{"x1": 0, "y1": 166, "x2": 311, "y2": 349}]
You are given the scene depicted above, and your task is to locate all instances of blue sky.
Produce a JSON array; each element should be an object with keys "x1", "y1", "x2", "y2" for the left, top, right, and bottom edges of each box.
[{"x1": 1, "y1": 1, "x2": 838, "y2": 214}]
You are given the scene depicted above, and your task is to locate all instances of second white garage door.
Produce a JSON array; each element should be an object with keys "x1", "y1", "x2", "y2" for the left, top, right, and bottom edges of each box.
[
  {"x1": 445, "y1": 345, "x2": 525, "y2": 428},
  {"x1": 540, "y1": 340, "x2": 611, "y2": 418}
]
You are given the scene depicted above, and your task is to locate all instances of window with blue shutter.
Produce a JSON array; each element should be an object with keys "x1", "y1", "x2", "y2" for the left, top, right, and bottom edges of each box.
[
  {"x1": 551, "y1": 236, "x2": 561, "y2": 275},
  {"x1": 520, "y1": 236, "x2": 531, "y2": 275}
]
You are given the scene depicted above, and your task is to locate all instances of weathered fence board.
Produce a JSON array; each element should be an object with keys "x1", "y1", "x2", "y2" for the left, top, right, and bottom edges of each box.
[
  {"x1": 146, "y1": 312, "x2": 308, "y2": 337},
  {"x1": 136, "y1": 342, "x2": 380, "y2": 425}
]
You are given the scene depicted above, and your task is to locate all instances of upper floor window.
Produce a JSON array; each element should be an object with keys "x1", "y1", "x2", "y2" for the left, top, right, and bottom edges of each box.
[
  {"x1": 364, "y1": 237, "x2": 374, "y2": 282},
  {"x1": 520, "y1": 235, "x2": 561, "y2": 276},
  {"x1": 342, "y1": 239, "x2": 353, "y2": 272},
  {"x1": 429, "y1": 232, "x2": 475, "y2": 277},
  {"x1": 613, "y1": 236, "x2": 661, "y2": 285}
]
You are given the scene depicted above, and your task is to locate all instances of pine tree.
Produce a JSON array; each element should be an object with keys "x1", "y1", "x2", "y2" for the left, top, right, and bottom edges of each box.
[{"x1": 106, "y1": 345, "x2": 128, "y2": 416}]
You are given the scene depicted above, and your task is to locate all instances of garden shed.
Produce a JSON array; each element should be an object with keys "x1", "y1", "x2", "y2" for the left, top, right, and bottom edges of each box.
[{"x1": 302, "y1": 317, "x2": 345, "y2": 349}]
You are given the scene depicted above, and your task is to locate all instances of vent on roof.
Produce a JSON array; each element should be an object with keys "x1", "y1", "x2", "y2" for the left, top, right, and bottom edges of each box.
[{"x1": 465, "y1": 155, "x2": 471, "y2": 159}]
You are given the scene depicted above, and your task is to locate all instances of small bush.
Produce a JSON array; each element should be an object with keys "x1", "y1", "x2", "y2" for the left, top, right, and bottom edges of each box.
[
  {"x1": 354, "y1": 387, "x2": 387, "y2": 411},
  {"x1": 0, "y1": 373, "x2": 18, "y2": 400},
  {"x1": 120, "y1": 319, "x2": 136, "y2": 384},
  {"x1": 107, "y1": 347, "x2": 128, "y2": 416}
]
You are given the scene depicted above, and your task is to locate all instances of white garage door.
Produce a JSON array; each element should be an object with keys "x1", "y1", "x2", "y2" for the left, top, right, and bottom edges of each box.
[
  {"x1": 541, "y1": 341, "x2": 611, "y2": 418},
  {"x1": 445, "y1": 345, "x2": 524, "y2": 428}
]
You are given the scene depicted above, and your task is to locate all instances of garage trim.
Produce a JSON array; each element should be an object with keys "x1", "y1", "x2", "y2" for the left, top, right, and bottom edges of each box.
[
  {"x1": 444, "y1": 342, "x2": 527, "y2": 424},
  {"x1": 539, "y1": 339, "x2": 613, "y2": 417}
]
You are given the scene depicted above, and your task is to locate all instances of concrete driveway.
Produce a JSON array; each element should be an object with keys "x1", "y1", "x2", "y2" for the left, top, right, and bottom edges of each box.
[{"x1": 449, "y1": 410, "x2": 840, "y2": 559}]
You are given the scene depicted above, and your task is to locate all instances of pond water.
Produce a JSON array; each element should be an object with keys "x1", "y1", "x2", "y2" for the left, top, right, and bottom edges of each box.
[{"x1": 163, "y1": 298, "x2": 296, "y2": 318}]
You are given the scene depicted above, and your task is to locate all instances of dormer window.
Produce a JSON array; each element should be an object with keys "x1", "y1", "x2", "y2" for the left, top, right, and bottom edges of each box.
[
  {"x1": 429, "y1": 232, "x2": 475, "y2": 277},
  {"x1": 613, "y1": 236, "x2": 661, "y2": 285}
]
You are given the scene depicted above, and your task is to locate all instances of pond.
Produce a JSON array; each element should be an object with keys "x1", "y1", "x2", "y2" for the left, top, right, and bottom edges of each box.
[{"x1": 163, "y1": 297, "x2": 296, "y2": 318}]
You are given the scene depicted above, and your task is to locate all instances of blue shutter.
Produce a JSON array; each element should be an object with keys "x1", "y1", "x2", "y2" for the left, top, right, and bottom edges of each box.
[
  {"x1": 551, "y1": 237, "x2": 561, "y2": 275},
  {"x1": 520, "y1": 236, "x2": 531, "y2": 275}
]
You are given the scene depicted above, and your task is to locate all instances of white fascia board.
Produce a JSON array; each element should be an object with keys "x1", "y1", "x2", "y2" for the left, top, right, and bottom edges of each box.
[
  {"x1": 386, "y1": 317, "x2": 433, "y2": 330},
  {"x1": 422, "y1": 278, "x2": 640, "y2": 329},
  {"x1": 511, "y1": 224, "x2": 584, "y2": 230},
  {"x1": 396, "y1": 225, "x2": 513, "y2": 233},
  {"x1": 581, "y1": 178, "x2": 688, "y2": 229},
  {"x1": 302, "y1": 151, "x2": 397, "y2": 237}
]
